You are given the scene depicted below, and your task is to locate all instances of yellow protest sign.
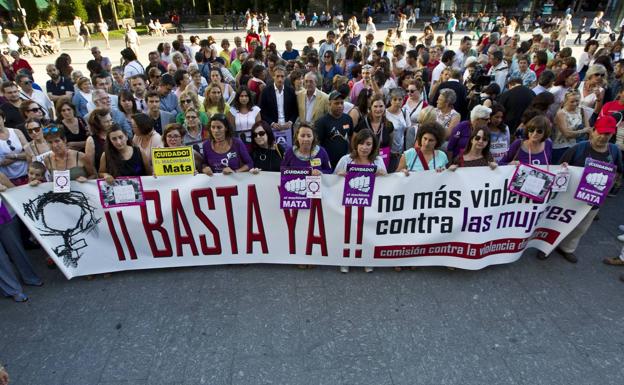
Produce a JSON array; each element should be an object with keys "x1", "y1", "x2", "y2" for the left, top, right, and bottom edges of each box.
[{"x1": 152, "y1": 146, "x2": 195, "y2": 176}]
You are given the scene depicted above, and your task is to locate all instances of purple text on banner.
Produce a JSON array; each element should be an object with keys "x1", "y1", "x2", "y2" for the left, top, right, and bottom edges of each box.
[
  {"x1": 280, "y1": 167, "x2": 311, "y2": 209},
  {"x1": 574, "y1": 158, "x2": 617, "y2": 206}
]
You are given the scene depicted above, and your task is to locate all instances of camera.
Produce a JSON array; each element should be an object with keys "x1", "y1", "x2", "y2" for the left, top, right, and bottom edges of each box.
[{"x1": 470, "y1": 64, "x2": 494, "y2": 88}]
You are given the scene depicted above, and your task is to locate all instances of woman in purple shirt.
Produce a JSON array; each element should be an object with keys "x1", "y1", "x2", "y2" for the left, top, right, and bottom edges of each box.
[
  {"x1": 202, "y1": 114, "x2": 253, "y2": 175},
  {"x1": 281, "y1": 123, "x2": 332, "y2": 175},
  {"x1": 500, "y1": 115, "x2": 553, "y2": 166}
]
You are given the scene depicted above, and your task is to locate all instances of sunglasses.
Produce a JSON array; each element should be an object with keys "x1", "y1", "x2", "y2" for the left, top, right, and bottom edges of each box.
[
  {"x1": 407, "y1": 89, "x2": 417, "y2": 93},
  {"x1": 21, "y1": 80, "x2": 32, "y2": 85},
  {"x1": 527, "y1": 128, "x2": 544, "y2": 135},
  {"x1": 252, "y1": 131, "x2": 266, "y2": 138},
  {"x1": 473, "y1": 135, "x2": 488, "y2": 142},
  {"x1": 27, "y1": 107, "x2": 42, "y2": 113},
  {"x1": 43, "y1": 126, "x2": 60, "y2": 135},
  {"x1": 595, "y1": 73, "x2": 606, "y2": 77},
  {"x1": 27, "y1": 126, "x2": 41, "y2": 133},
  {"x1": 181, "y1": 99, "x2": 193, "y2": 104},
  {"x1": 5, "y1": 139, "x2": 15, "y2": 151}
]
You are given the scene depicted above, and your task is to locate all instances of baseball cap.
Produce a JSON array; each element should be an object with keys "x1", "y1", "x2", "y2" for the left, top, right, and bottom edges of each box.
[
  {"x1": 328, "y1": 90, "x2": 345, "y2": 100},
  {"x1": 594, "y1": 115, "x2": 617, "y2": 134}
]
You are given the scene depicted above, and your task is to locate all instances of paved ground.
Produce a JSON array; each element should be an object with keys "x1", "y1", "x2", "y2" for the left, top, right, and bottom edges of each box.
[
  {"x1": 1, "y1": 193, "x2": 624, "y2": 385},
  {"x1": 3, "y1": 27, "x2": 624, "y2": 385}
]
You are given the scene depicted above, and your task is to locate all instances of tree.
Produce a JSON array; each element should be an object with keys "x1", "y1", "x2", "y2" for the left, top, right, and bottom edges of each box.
[{"x1": 57, "y1": 0, "x2": 89, "y2": 23}]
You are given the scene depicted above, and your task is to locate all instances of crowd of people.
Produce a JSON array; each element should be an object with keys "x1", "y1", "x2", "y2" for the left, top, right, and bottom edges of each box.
[{"x1": 1, "y1": 9, "x2": 624, "y2": 303}]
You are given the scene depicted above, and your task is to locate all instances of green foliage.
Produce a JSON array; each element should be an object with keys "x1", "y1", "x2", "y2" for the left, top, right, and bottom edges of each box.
[{"x1": 58, "y1": 0, "x2": 89, "y2": 23}]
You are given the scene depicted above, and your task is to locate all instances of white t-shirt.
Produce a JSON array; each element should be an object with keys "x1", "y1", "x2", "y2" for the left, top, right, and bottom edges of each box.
[{"x1": 334, "y1": 155, "x2": 387, "y2": 174}]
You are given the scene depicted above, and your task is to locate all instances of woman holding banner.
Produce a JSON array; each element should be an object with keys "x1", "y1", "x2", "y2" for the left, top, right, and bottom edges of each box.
[
  {"x1": 335, "y1": 128, "x2": 387, "y2": 274},
  {"x1": 35, "y1": 126, "x2": 96, "y2": 183},
  {"x1": 397, "y1": 122, "x2": 448, "y2": 173},
  {"x1": 281, "y1": 123, "x2": 332, "y2": 175},
  {"x1": 249, "y1": 121, "x2": 284, "y2": 172},
  {"x1": 182, "y1": 108, "x2": 208, "y2": 156},
  {"x1": 201, "y1": 114, "x2": 253, "y2": 175},
  {"x1": 162, "y1": 123, "x2": 202, "y2": 171},
  {"x1": 500, "y1": 115, "x2": 552, "y2": 166},
  {"x1": 447, "y1": 127, "x2": 497, "y2": 170},
  {"x1": 99, "y1": 124, "x2": 151, "y2": 184}
]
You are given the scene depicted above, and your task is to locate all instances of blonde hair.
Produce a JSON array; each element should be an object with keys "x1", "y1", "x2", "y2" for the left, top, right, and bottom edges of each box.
[
  {"x1": 203, "y1": 83, "x2": 226, "y2": 114},
  {"x1": 418, "y1": 106, "x2": 437, "y2": 125}
]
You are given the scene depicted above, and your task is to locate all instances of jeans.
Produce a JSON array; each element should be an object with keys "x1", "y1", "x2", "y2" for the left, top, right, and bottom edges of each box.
[
  {"x1": 0, "y1": 218, "x2": 41, "y2": 297},
  {"x1": 445, "y1": 30, "x2": 453, "y2": 46}
]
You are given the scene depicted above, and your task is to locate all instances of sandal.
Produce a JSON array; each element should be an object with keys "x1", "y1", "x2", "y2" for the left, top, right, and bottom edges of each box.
[{"x1": 603, "y1": 257, "x2": 624, "y2": 266}]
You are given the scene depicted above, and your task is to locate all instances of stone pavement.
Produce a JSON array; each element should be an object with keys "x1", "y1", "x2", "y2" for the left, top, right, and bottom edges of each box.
[{"x1": 1, "y1": 192, "x2": 624, "y2": 385}]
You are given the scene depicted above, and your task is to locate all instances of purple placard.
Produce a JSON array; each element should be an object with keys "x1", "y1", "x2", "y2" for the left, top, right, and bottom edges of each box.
[
  {"x1": 343, "y1": 163, "x2": 376, "y2": 207},
  {"x1": 280, "y1": 167, "x2": 311, "y2": 209},
  {"x1": 574, "y1": 158, "x2": 617, "y2": 206},
  {"x1": 274, "y1": 129, "x2": 293, "y2": 150},
  {"x1": 508, "y1": 163, "x2": 555, "y2": 203},
  {"x1": 379, "y1": 146, "x2": 391, "y2": 168},
  {"x1": 97, "y1": 176, "x2": 145, "y2": 209}
]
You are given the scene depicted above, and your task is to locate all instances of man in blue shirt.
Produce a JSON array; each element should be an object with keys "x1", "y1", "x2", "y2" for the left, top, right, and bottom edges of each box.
[{"x1": 281, "y1": 40, "x2": 300, "y2": 61}]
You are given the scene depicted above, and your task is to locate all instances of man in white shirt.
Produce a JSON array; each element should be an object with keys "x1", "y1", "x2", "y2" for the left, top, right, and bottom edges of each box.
[
  {"x1": 487, "y1": 50, "x2": 509, "y2": 92},
  {"x1": 391, "y1": 44, "x2": 407, "y2": 77},
  {"x1": 160, "y1": 42, "x2": 173, "y2": 64},
  {"x1": 454, "y1": 36, "x2": 473, "y2": 71},
  {"x1": 130, "y1": 75, "x2": 148, "y2": 113},
  {"x1": 16, "y1": 73, "x2": 54, "y2": 120},
  {"x1": 431, "y1": 50, "x2": 456, "y2": 85}
]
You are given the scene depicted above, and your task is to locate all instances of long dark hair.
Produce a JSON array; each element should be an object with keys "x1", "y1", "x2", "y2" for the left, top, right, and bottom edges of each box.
[
  {"x1": 231, "y1": 86, "x2": 256, "y2": 110},
  {"x1": 250, "y1": 121, "x2": 275, "y2": 150},
  {"x1": 131, "y1": 113, "x2": 153, "y2": 135},
  {"x1": 463, "y1": 126, "x2": 492, "y2": 161},
  {"x1": 103, "y1": 124, "x2": 131, "y2": 177},
  {"x1": 118, "y1": 89, "x2": 137, "y2": 114}
]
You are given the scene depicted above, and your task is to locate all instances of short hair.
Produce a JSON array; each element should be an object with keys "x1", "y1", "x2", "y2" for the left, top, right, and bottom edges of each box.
[
  {"x1": 441, "y1": 50, "x2": 456, "y2": 63},
  {"x1": 273, "y1": 65, "x2": 287, "y2": 75},
  {"x1": 416, "y1": 122, "x2": 445, "y2": 149},
  {"x1": 130, "y1": 74, "x2": 147, "y2": 83},
  {"x1": 43, "y1": 124, "x2": 66, "y2": 141},
  {"x1": 29, "y1": 161, "x2": 46, "y2": 174},
  {"x1": 537, "y1": 70, "x2": 556, "y2": 86},
  {"x1": 524, "y1": 115, "x2": 551, "y2": 141},
  {"x1": 349, "y1": 128, "x2": 379, "y2": 162},
  {"x1": 0, "y1": 81, "x2": 17, "y2": 92},
  {"x1": 173, "y1": 69, "x2": 188, "y2": 86},
  {"x1": 145, "y1": 90, "x2": 160, "y2": 101},
  {"x1": 162, "y1": 124, "x2": 186, "y2": 147},
  {"x1": 439, "y1": 88, "x2": 457, "y2": 105},
  {"x1": 491, "y1": 50, "x2": 503, "y2": 62}
]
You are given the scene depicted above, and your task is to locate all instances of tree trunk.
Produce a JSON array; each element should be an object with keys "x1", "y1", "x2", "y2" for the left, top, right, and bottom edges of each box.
[
  {"x1": 111, "y1": 0, "x2": 120, "y2": 29},
  {"x1": 98, "y1": 4, "x2": 104, "y2": 24}
]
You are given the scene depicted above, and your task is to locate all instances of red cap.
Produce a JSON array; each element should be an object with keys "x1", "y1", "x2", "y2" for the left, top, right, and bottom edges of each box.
[{"x1": 594, "y1": 115, "x2": 617, "y2": 135}]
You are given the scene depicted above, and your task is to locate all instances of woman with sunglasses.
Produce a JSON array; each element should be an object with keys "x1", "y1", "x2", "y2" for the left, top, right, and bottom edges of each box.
[
  {"x1": 320, "y1": 50, "x2": 343, "y2": 93},
  {"x1": 23, "y1": 118, "x2": 50, "y2": 166},
  {"x1": 334, "y1": 128, "x2": 386, "y2": 273},
  {"x1": 37, "y1": 125, "x2": 96, "y2": 183},
  {"x1": 249, "y1": 121, "x2": 283, "y2": 172},
  {"x1": 17, "y1": 100, "x2": 45, "y2": 140},
  {"x1": 0, "y1": 110, "x2": 29, "y2": 185},
  {"x1": 131, "y1": 113, "x2": 163, "y2": 163},
  {"x1": 175, "y1": 90, "x2": 209, "y2": 127},
  {"x1": 227, "y1": 86, "x2": 261, "y2": 144},
  {"x1": 579, "y1": 64, "x2": 606, "y2": 118},
  {"x1": 182, "y1": 108, "x2": 208, "y2": 155},
  {"x1": 448, "y1": 127, "x2": 497, "y2": 170},
  {"x1": 99, "y1": 124, "x2": 151, "y2": 185},
  {"x1": 500, "y1": 115, "x2": 553, "y2": 166},
  {"x1": 201, "y1": 114, "x2": 253, "y2": 175},
  {"x1": 162, "y1": 123, "x2": 202, "y2": 171},
  {"x1": 85, "y1": 108, "x2": 113, "y2": 173},
  {"x1": 56, "y1": 97, "x2": 88, "y2": 151}
]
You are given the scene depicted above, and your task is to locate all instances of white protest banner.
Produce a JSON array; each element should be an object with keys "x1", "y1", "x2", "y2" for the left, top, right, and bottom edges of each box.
[{"x1": 1, "y1": 166, "x2": 592, "y2": 279}]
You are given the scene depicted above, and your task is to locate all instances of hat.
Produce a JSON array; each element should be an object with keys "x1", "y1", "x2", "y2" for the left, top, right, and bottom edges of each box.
[
  {"x1": 594, "y1": 115, "x2": 617, "y2": 134},
  {"x1": 532, "y1": 28, "x2": 543, "y2": 36},
  {"x1": 586, "y1": 64, "x2": 607, "y2": 78},
  {"x1": 328, "y1": 90, "x2": 345, "y2": 100},
  {"x1": 464, "y1": 56, "x2": 478, "y2": 67}
]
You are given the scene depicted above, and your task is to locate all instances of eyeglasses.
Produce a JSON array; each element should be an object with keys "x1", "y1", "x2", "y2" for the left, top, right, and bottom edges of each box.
[
  {"x1": 473, "y1": 135, "x2": 489, "y2": 142},
  {"x1": 5, "y1": 139, "x2": 15, "y2": 151},
  {"x1": 252, "y1": 131, "x2": 266, "y2": 138},
  {"x1": 186, "y1": 115, "x2": 198, "y2": 120},
  {"x1": 27, "y1": 107, "x2": 42, "y2": 113},
  {"x1": 527, "y1": 128, "x2": 544, "y2": 135},
  {"x1": 167, "y1": 133, "x2": 181, "y2": 138},
  {"x1": 27, "y1": 126, "x2": 41, "y2": 133},
  {"x1": 43, "y1": 126, "x2": 60, "y2": 135},
  {"x1": 407, "y1": 89, "x2": 417, "y2": 93},
  {"x1": 181, "y1": 99, "x2": 193, "y2": 104}
]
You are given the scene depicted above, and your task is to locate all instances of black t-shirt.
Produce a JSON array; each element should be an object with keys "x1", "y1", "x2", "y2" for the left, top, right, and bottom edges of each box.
[
  {"x1": 1, "y1": 102, "x2": 24, "y2": 129},
  {"x1": 46, "y1": 76, "x2": 74, "y2": 96},
  {"x1": 251, "y1": 144, "x2": 285, "y2": 172},
  {"x1": 352, "y1": 115, "x2": 394, "y2": 149},
  {"x1": 315, "y1": 113, "x2": 353, "y2": 170}
]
